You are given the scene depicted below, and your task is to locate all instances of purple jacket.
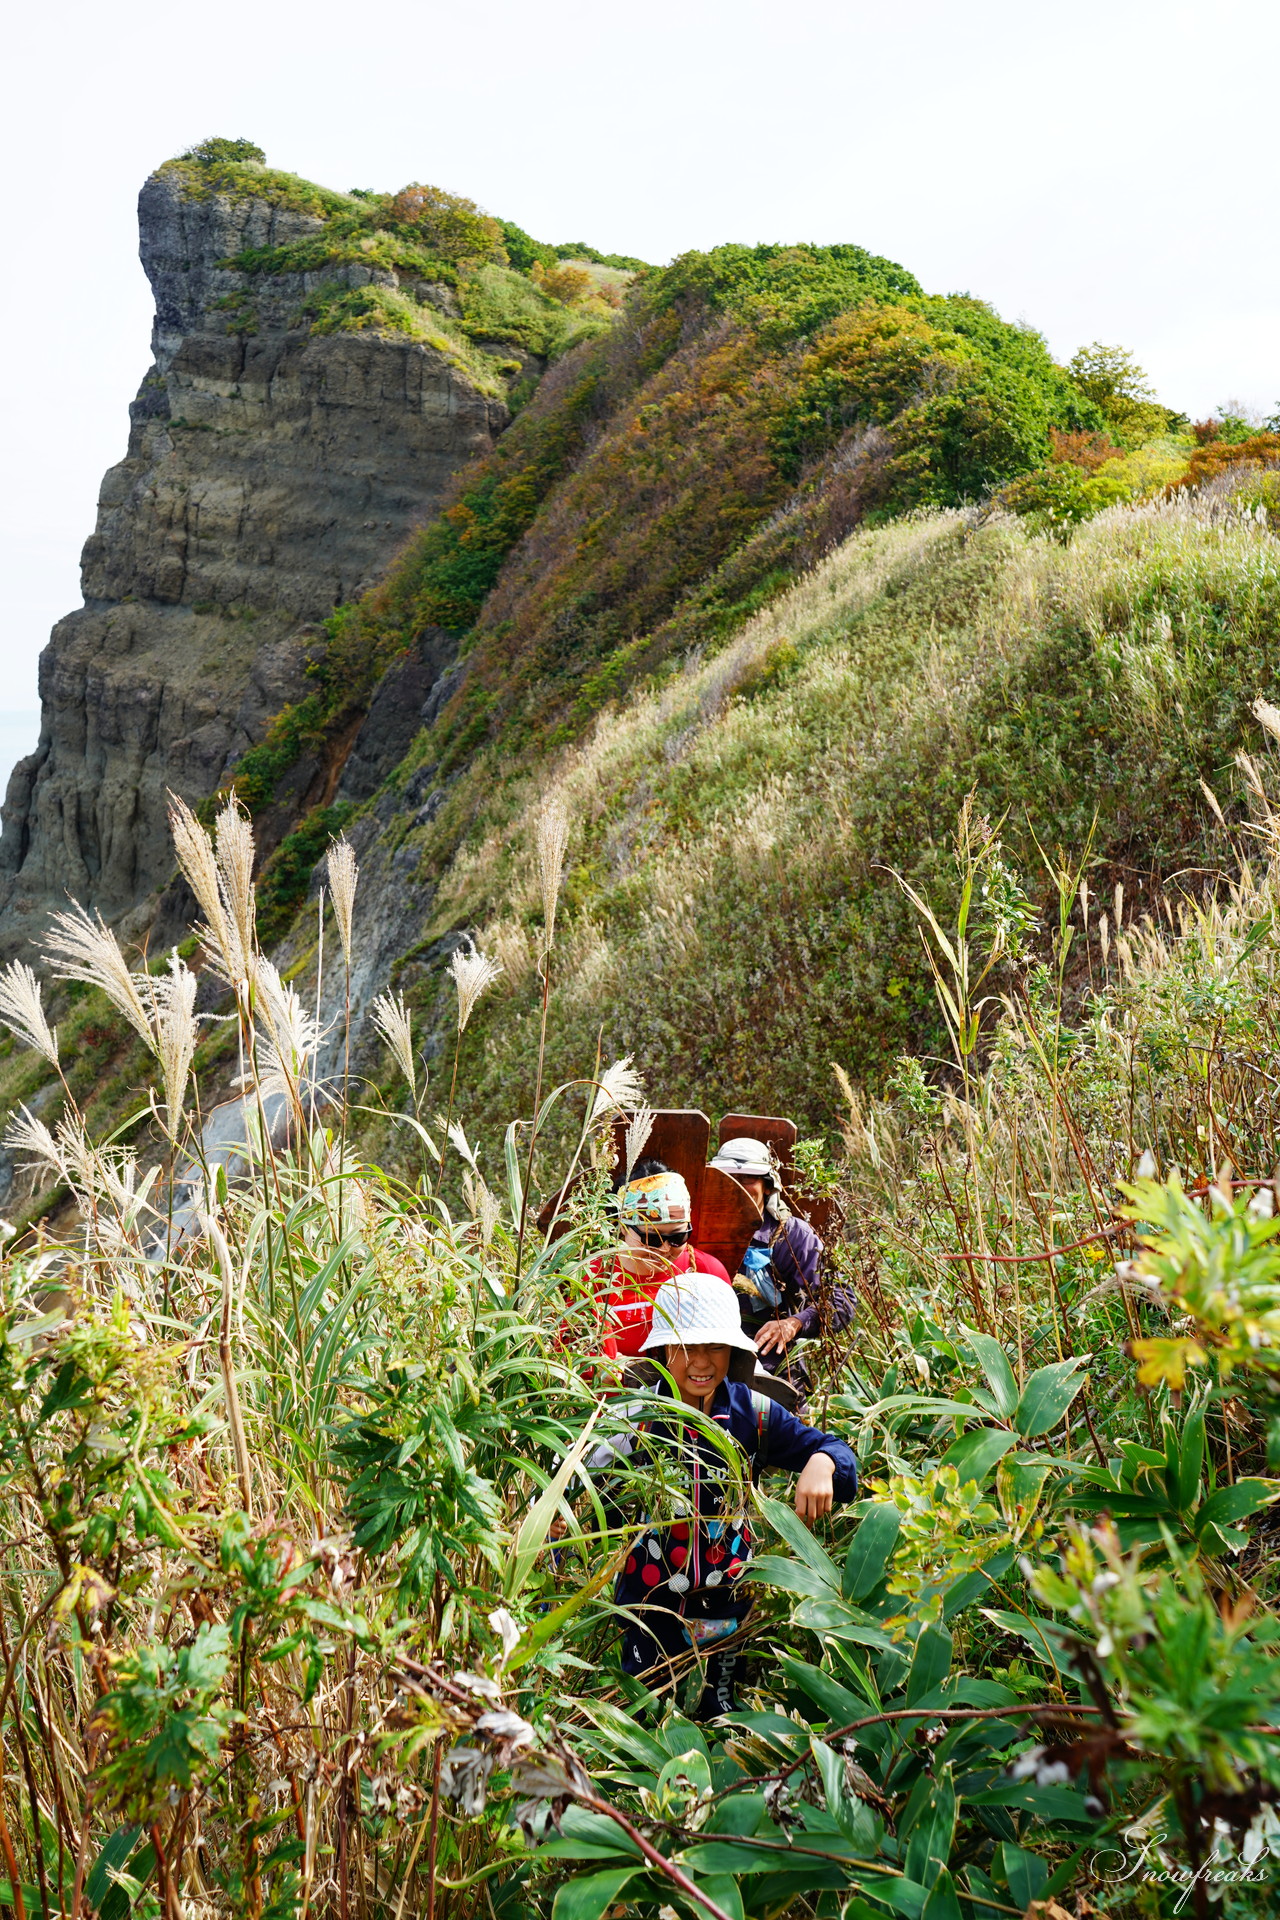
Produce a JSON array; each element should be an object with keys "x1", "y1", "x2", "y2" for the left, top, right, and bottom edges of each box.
[{"x1": 744, "y1": 1211, "x2": 855, "y2": 1338}]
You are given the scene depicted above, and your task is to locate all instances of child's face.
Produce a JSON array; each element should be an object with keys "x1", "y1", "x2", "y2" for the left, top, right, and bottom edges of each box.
[{"x1": 665, "y1": 1341, "x2": 731, "y2": 1408}]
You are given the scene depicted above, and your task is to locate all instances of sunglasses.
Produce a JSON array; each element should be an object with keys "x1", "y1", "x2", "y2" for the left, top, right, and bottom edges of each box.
[{"x1": 630, "y1": 1227, "x2": 691, "y2": 1250}]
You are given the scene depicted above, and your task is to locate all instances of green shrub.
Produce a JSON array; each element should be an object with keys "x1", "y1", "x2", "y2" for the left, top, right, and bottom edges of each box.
[
  {"x1": 380, "y1": 181, "x2": 503, "y2": 261},
  {"x1": 223, "y1": 231, "x2": 460, "y2": 283},
  {"x1": 459, "y1": 263, "x2": 610, "y2": 358},
  {"x1": 254, "y1": 801, "x2": 354, "y2": 945},
  {"x1": 158, "y1": 152, "x2": 352, "y2": 219},
  {"x1": 182, "y1": 135, "x2": 266, "y2": 166},
  {"x1": 296, "y1": 283, "x2": 509, "y2": 394},
  {"x1": 654, "y1": 239, "x2": 924, "y2": 339}
]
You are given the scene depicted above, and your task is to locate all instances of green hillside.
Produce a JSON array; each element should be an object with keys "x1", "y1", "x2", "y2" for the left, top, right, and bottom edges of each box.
[
  {"x1": 288, "y1": 238, "x2": 1104, "y2": 799},
  {"x1": 420, "y1": 494, "x2": 1280, "y2": 1142},
  {"x1": 190, "y1": 155, "x2": 1280, "y2": 1158}
]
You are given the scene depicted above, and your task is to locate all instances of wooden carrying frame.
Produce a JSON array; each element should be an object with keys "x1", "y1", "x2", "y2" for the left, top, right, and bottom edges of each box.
[
  {"x1": 538, "y1": 1107, "x2": 834, "y2": 1277},
  {"x1": 607, "y1": 1110, "x2": 833, "y2": 1277}
]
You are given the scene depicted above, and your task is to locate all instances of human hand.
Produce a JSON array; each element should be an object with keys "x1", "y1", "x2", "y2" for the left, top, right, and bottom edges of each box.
[
  {"x1": 794, "y1": 1453, "x2": 835, "y2": 1524},
  {"x1": 548, "y1": 1514, "x2": 569, "y2": 1542},
  {"x1": 755, "y1": 1315, "x2": 803, "y2": 1356}
]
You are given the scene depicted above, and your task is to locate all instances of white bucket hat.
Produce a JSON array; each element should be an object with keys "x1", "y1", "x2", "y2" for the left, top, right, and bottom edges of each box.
[
  {"x1": 640, "y1": 1272, "x2": 759, "y2": 1379},
  {"x1": 711, "y1": 1136, "x2": 780, "y2": 1186}
]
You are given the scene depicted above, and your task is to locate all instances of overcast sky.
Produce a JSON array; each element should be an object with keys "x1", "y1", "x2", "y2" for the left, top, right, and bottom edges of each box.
[{"x1": 2, "y1": 0, "x2": 1276, "y2": 757}]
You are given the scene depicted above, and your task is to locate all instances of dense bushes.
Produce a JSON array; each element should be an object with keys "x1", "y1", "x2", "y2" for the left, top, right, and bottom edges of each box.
[
  {"x1": 772, "y1": 299, "x2": 1096, "y2": 500},
  {"x1": 162, "y1": 141, "x2": 352, "y2": 219},
  {"x1": 1066, "y1": 340, "x2": 1179, "y2": 445},
  {"x1": 651, "y1": 239, "x2": 925, "y2": 335},
  {"x1": 4, "y1": 796, "x2": 1280, "y2": 1911},
  {"x1": 200, "y1": 170, "x2": 1115, "y2": 837},
  {"x1": 411, "y1": 260, "x2": 1104, "y2": 781},
  {"x1": 1175, "y1": 431, "x2": 1280, "y2": 490}
]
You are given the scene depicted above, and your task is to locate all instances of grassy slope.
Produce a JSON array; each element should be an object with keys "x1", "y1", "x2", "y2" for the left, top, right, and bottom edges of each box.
[
  {"x1": 406, "y1": 495, "x2": 1280, "y2": 1147},
  {"x1": 242, "y1": 238, "x2": 1102, "y2": 912},
  {"x1": 415, "y1": 257, "x2": 1101, "y2": 770}
]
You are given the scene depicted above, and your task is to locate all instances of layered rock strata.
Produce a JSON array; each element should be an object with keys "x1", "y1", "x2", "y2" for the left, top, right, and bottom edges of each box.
[{"x1": 0, "y1": 167, "x2": 510, "y2": 952}]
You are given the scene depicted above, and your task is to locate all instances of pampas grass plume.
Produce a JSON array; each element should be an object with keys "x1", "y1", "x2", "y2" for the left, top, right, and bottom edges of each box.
[
  {"x1": 215, "y1": 798, "x2": 257, "y2": 967},
  {"x1": 327, "y1": 840, "x2": 358, "y2": 964},
  {"x1": 156, "y1": 952, "x2": 199, "y2": 1135},
  {"x1": 590, "y1": 1056, "x2": 645, "y2": 1127},
  {"x1": 3, "y1": 1104, "x2": 63, "y2": 1175},
  {"x1": 448, "y1": 946, "x2": 503, "y2": 1033},
  {"x1": 623, "y1": 1102, "x2": 655, "y2": 1178},
  {"x1": 0, "y1": 962, "x2": 59, "y2": 1067},
  {"x1": 1253, "y1": 697, "x2": 1280, "y2": 746},
  {"x1": 372, "y1": 990, "x2": 417, "y2": 1096},
  {"x1": 536, "y1": 798, "x2": 570, "y2": 953},
  {"x1": 168, "y1": 792, "x2": 246, "y2": 985},
  {"x1": 43, "y1": 904, "x2": 153, "y2": 1050}
]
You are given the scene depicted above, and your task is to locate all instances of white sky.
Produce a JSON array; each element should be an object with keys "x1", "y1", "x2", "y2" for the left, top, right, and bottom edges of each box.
[{"x1": 2, "y1": 0, "x2": 1276, "y2": 739}]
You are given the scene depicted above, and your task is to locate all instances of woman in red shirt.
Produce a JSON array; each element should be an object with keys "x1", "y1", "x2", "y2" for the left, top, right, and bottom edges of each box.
[{"x1": 585, "y1": 1159, "x2": 731, "y2": 1360}]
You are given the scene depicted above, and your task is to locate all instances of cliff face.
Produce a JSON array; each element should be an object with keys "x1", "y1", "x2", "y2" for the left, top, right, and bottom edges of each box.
[{"x1": 0, "y1": 167, "x2": 511, "y2": 952}]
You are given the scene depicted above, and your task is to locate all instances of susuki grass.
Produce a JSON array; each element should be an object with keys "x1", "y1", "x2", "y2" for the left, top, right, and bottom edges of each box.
[{"x1": 0, "y1": 798, "x2": 681, "y2": 1919}]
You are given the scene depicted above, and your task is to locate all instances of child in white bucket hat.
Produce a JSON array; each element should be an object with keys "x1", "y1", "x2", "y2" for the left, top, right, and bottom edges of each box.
[{"x1": 594, "y1": 1271, "x2": 857, "y2": 1720}]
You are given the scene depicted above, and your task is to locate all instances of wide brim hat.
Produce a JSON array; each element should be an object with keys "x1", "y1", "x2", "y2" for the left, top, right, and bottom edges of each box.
[
  {"x1": 640, "y1": 1271, "x2": 759, "y2": 1381},
  {"x1": 710, "y1": 1136, "x2": 780, "y2": 1186}
]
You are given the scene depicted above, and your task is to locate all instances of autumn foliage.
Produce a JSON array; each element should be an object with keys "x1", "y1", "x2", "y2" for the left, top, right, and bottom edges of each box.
[{"x1": 1172, "y1": 432, "x2": 1280, "y2": 490}]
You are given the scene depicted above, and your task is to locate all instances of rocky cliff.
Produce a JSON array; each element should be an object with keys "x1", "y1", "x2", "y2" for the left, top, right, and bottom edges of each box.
[{"x1": 0, "y1": 163, "x2": 514, "y2": 953}]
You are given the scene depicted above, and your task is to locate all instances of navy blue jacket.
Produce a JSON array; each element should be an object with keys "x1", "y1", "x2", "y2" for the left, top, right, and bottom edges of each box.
[{"x1": 594, "y1": 1379, "x2": 858, "y2": 1609}]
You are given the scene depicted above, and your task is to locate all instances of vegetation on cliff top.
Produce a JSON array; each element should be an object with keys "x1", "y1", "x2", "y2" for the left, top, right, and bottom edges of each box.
[
  {"x1": 164, "y1": 137, "x2": 632, "y2": 375},
  {"x1": 232, "y1": 228, "x2": 1107, "y2": 864},
  {"x1": 167, "y1": 146, "x2": 1280, "y2": 1175}
]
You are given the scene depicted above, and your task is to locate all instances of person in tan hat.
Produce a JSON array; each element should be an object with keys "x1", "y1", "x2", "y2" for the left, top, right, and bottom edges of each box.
[
  {"x1": 594, "y1": 1271, "x2": 858, "y2": 1720},
  {"x1": 710, "y1": 1135, "x2": 854, "y2": 1402}
]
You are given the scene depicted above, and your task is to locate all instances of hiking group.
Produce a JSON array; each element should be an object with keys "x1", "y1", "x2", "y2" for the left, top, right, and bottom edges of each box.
[{"x1": 559, "y1": 1124, "x2": 859, "y2": 1723}]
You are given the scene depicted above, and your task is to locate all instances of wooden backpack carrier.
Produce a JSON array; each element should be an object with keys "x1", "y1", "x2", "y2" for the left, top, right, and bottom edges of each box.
[{"x1": 538, "y1": 1108, "x2": 833, "y2": 1275}]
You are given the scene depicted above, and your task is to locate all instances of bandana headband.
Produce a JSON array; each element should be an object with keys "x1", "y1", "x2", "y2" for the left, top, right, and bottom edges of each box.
[{"x1": 617, "y1": 1170, "x2": 692, "y2": 1228}]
